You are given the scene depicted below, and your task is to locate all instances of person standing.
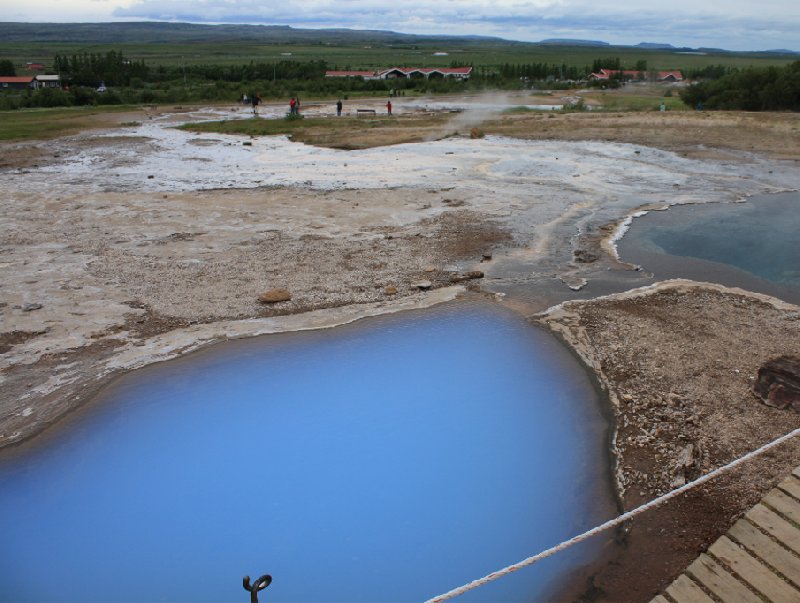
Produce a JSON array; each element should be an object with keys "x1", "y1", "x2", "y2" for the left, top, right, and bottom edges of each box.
[
  {"x1": 289, "y1": 97, "x2": 296, "y2": 115},
  {"x1": 251, "y1": 92, "x2": 260, "y2": 115},
  {"x1": 386, "y1": 100, "x2": 392, "y2": 115},
  {"x1": 336, "y1": 99, "x2": 343, "y2": 116}
]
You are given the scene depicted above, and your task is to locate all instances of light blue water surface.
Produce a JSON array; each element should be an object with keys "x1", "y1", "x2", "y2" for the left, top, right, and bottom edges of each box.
[
  {"x1": 0, "y1": 302, "x2": 614, "y2": 602},
  {"x1": 619, "y1": 192, "x2": 800, "y2": 303}
]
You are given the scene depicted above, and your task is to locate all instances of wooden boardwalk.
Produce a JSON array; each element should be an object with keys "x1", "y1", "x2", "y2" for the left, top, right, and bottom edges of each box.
[{"x1": 652, "y1": 467, "x2": 800, "y2": 602}]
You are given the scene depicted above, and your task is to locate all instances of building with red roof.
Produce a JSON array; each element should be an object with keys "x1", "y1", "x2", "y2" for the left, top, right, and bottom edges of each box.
[
  {"x1": 326, "y1": 67, "x2": 473, "y2": 81},
  {"x1": 588, "y1": 69, "x2": 683, "y2": 82},
  {"x1": 0, "y1": 76, "x2": 35, "y2": 90}
]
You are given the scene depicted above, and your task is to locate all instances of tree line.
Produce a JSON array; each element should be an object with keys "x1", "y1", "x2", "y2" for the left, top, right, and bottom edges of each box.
[
  {"x1": 53, "y1": 51, "x2": 149, "y2": 86},
  {"x1": 2, "y1": 50, "x2": 798, "y2": 112},
  {"x1": 680, "y1": 61, "x2": 800, "y2": 110}
]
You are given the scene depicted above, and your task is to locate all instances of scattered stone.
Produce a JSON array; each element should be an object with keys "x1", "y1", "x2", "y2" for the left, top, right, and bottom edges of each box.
[
  {"x1": 675, "y1": 444, "x2": 695, "y2": 470},
  {"x1": 753, "y1": 355, "x2": 800, "y2": 411},
  {"x1": 448, "y1": 270, "x2": 484, "y2": 282},
  {"x1": 469, "y1": 127, "x2": 485, "y2": 139},
  {"x1": 22, "y1": 303, "x2": 42, "y2": 312},
  {"x1": 243, "y1": 141, "x2": 253, "y2": 146},
  {"x1": 385, "y1": 285, "x2": 398, "y2": 295},
  {"x1": 482, "y1": 252, "x2": 493, "y2": 262},
  {"x1": 560, "y1": 276, "x2": 587, "y2": 291},
  {"x1": 412, "y1": 280, "x2": 433, "y2": 290},
  {"x1": 423, "y1": 266, "x2": 436, "y2": 273},
  {"x1": 573, "y1": 249, "x2": 600, "y2": 264},
  {"x1": 258, "y1": 289, "x2": 292, "y2": 304},
  {"x1": 147, "y1": 175, "x2": 154, "y2": 179}
]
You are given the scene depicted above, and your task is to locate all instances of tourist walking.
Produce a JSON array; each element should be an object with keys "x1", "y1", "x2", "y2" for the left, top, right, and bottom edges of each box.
[{"x1": 336, "y1": 99, "x2": 343, "y2": 116}]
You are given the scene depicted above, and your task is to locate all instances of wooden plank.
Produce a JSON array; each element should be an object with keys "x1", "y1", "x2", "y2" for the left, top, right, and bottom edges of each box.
[
  {"x1": 665, "y1": 573, "x2": 716, "y2": 603},
  {"x1": 778, "y1": 475, "x2": 800, "y2": 501},
  {"x1": 792, "y1": 466, "x2": 800, "y2": 481},
  {"x1": 687, "y1": 553, "x2": 761, "y2": 603},
  {"x1": 709, "y1": 535, "x2": 799, "y2": 602},
  {"x1": 746, "y1": 504, "x2": 800, "y2": 556},
  {"x1": 766, "y1": 488, "x2": 800, "y2": 525},
  {"x1": 651, "y1": 595, "x2": 671, "y2": 603},
  {"x1": 729, "y1": 519, "x2": 800, "y2": 589}
]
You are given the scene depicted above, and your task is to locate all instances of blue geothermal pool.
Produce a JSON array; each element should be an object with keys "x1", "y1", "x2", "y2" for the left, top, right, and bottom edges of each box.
[
  {"x1": 0, "y1": 301, "x2": 615, "y2": 602},
  {"x1": 618, "y1": 192, "x2": 800, "y2": 304}
]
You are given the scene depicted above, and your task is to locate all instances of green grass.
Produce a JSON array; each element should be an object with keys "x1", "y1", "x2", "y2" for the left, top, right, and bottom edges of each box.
[
  {"x1": 585, "y1": 94, "x2": 689, "y2": 111},
  {"x1": 2, "y1": 40, "x2": 797, "y2": 73},
  {"x1": 0, "y1": 105, "x2": 134, "y2": 141}
]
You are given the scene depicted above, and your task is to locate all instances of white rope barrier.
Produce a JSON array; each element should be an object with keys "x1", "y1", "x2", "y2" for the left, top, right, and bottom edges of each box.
[{"x1": 425, "y1": 426, "x2": 800, "y2": 603}]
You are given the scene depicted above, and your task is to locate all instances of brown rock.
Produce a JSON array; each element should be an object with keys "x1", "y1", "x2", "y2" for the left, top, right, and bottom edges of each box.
[
  {"x1": 448, "y1": 270, "x2": 484, "y2": 282},
  {"x1": 753, "y1": 355, "x2": 800, "y2": 411},
  {"x1": 385, "y1": 285, "x2": 398, "y2": 295},
  {"x1": 258, "y1": 289, "x2": 292, "y2": 304}
]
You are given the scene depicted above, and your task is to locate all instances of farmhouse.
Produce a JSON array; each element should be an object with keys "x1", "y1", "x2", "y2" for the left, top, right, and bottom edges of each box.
[
  {"x1": 588, "y1": 68, "x2": 684, "y2": 82},
  {"x1": 326, "y1": 67, "x2": 473, "y2": 81},
  {"x1": 0, "y1": 74, "x2": 63, "y2": 90},
  {"x1": 33, "y1": 75, "x2": 62, "y2": 88},
  {"x1": 0, "y1": 76, "x2": 35, "y2": 90}
]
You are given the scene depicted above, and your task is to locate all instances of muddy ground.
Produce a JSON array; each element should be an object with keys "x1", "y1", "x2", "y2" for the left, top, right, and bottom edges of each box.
[{"x1": 2, "y1": 94, "x2": 800, "y2": 601}]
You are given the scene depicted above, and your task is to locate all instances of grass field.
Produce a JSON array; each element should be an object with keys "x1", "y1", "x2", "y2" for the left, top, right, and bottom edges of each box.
[
  {"x1": 2, "y1": 39, "x2": 796, "y2": 73},
  {"x1": 0, "y1": 105, "x2": 135, "y2": 141}
]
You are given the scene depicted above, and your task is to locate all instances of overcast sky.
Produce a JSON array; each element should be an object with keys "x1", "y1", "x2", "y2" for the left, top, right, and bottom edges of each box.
[{"x1": 1, "y1": 0, "x2": 798, "y2": 51}]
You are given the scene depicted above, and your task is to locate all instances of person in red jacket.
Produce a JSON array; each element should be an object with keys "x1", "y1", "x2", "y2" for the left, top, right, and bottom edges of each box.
[{"x1": 386, "y1": 100, "x2": 392, "y2": 115}]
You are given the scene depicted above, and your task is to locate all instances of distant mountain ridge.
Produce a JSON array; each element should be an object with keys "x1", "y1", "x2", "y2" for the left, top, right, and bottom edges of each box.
[
  {"x1": 0, "y1": 22, "x2": 797, "y2": 54},
  {"x1": 0, "y1": 21, "x2": 505, "y2": 45},
  {"x1": 539, "y1": 38, "x2": 609, "y2": 46},
  {"x1": 636, "y1": 42, "x2": 676, "y2": 49}
]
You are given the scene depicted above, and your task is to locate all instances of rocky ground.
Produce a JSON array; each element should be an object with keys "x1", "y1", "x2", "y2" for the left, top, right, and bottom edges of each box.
[
  {"x1": 2, "y1": 95, "x2": 800, "y2": 601},
  {"x1": 540, "y1": 281, "x2": 800, "y2": 600}
]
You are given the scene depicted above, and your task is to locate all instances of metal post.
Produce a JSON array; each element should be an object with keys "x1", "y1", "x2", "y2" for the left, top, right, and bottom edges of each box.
[{"x1": 243, "y1": 574, "x2": 272, "y2": 603}]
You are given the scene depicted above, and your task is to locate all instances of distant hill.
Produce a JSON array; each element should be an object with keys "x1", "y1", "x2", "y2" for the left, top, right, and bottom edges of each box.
[
  {"x1": 0, "y1": 21, "x2": 505, "y2": 45},
  {"x1": 539, "y1": 39, "x2": 610, "y2": 47},
  {"x1": 0, "y1": 22, "x2": 796, "y2": 56},
  {"x1": 636, "y1": 42, "x2": 675, "y2": 49}
]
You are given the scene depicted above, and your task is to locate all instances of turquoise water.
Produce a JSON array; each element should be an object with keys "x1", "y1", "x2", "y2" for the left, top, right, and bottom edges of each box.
[
  {"x1": 618, "y1": 192, "x2": 800, "y2": 304},
  {"x1": 0, "y1": 302, "x2": 614, "y2": 602}
]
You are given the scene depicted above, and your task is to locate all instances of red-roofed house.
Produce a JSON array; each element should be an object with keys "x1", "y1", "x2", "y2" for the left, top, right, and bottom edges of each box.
[
  {"x1": 26, "y1": 62, "x2": 46, "y2": 71},
  {"x1": 326, "y1": 66, "x2": 472, "y2": 81},
  {"x1": 0, "y1": 76, "x2": 35, "y2": 90},
  {"x1": 657, "y1": 71, "x2": 684, "y2": 82},
  {"x1": 377, "y1": 67, "x2": 472, "y2": 80},
  {"x1": 588, "y1": 69, "x2": 683, "y2": 82}
]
